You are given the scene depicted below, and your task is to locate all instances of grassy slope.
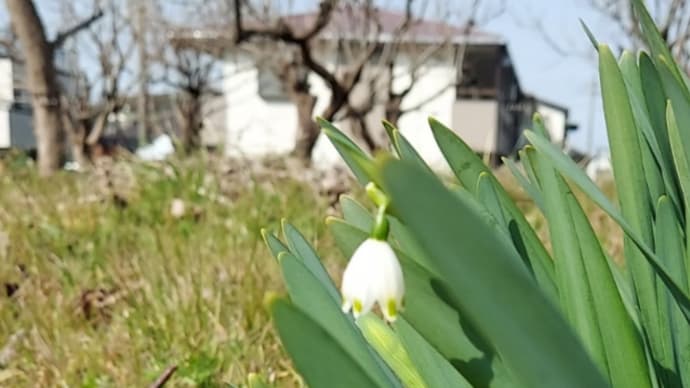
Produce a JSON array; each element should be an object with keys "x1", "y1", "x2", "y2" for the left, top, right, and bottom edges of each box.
[{"x1": 0, "y1": 155, "x2": 341, "y2": 387}]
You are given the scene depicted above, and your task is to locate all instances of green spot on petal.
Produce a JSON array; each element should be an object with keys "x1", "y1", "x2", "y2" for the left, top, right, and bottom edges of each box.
[
  {"x1": 386, "y1": 299, "x2": 397, "y2": 320},
  {"x1": 353, "y1": 299, "x2": 363, "y2": 314}
]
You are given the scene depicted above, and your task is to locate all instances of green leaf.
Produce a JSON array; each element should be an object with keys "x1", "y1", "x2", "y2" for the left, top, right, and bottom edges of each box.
[
  {"x1": 382, "y1": 120, "x2": 398, "y2": 153},
  {"x1": 525, "y1": 130, "x2": 690, "y2": 325},
  {"x1": 319, "y1": 117, "x2": 376, "y2": 185},
  {"x1": 503, "y1": 156, "x2": 544, "y2": 212},
  {"x1": 597, "y1": 46, "x2": 667, "y2": 369},
  {"x1": 475, "y1": 172, "x2": 510, "y2": 231},
  {"x1": 639, "y1": 53, "x2": 678, "y2": 197},
  {"x1": 579, "y1": 19, "x2": 599, "y2": 50},
  {"x1": 666, "y1": 103, "x2": 690, "y2": 222},
  {"x1": 380, "y1": 158, "x2": 607, "y2": 388},
  {"x1": 393, "y1": 129, "x2": 433, "y2": 174},
  {"x1": 282, "y1": 220, "x2": 340, "y2": 303},
  {"x1": 278, "y1": 251, "x2": 400, "y2": 388},
  {"x1": 340, "y1": 195, "x2": 375, "y2": 232},
  {"x1": 655, "y1": 56, "x2": 690, "y2": 186},
  {"x1": 327, "y1": 217, "x2": 368, "y2": 257},
  {"x1": 618, "y1": 52, "x2": 666, "y2": 205},
  {"x1": 356, "y1": 314, "x2": 426, "y2": 388},
  {"x1": 271, "y1": 299, "x2": 388, "y2": 388},
  {"x1": 261, "y1": 229, "x2": 289, "y2": 260},
  {"x1": 428, "y1": 118, "x2": 557, "y2": 300},
  {"x1": 395, "y1": 318, "x2": 472, "y2": 388},
  {"x1": 654, "y1": 196, "x2": 687, "y2": 385},
  {"x1": 630, "y1": 0, "x2": 685, "y2": 83},
  {"x1": 567, "y1": 192, "x2": 651, "y2": 388},
  {"x1": 530, "y1": 151, "x2": 608, "y2": 376}
]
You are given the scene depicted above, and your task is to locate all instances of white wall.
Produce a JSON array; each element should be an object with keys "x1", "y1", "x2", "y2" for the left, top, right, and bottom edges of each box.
[
  {"x1": 537, "y1": 103, "x2": 566, "y2": 145},
  {"x1": 0, "y1": 109, "x2": 9, "y2": 148},
  {"x1": 396, "y1": 63, "x2": 456, "y2": 171},
  {"x1": 223, "y1": 52, "x2": 298, "y2": 158},
  {"x1": 452, "y1": 99, "x2": 498, "y2": 154},
  {"x1": 222, "y1": 49, "x2": 456, "y2": 171},
  {"x1": 0, "y1": 58, "x2": 13, "y2": 148}
]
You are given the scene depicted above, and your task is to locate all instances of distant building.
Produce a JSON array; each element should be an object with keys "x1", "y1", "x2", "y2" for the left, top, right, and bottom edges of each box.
[
  {"x1": 0, "y1": 54, "x2": 35, "y2": 151},
  {"x1": 176, "y1": 8, "x2": 577, "y2": 169}
]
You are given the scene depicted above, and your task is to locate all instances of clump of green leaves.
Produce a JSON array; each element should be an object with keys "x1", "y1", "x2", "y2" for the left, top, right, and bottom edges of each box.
[{"x1": 263, "y1": 0, "x2": 690, "y2": 386}]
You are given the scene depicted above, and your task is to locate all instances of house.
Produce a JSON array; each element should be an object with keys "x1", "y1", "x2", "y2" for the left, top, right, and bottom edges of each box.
[
  {"x1": 178, "y1": 8, "x2": 576, "y2": 169},
  {"x1": 0, "y1": 53, "x2": 35, "y2": 151},
  {"x1": 0, "y1": 46, "x2": 83, "y2": 153}
]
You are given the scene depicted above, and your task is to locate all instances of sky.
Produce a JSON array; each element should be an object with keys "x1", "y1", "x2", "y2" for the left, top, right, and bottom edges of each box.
[
  {"x1": 0, "y1": 0, "x2": 638, "y2": 154},
  {"x1": 482, "y1": 0, "x2": 612, "y2": 154}
]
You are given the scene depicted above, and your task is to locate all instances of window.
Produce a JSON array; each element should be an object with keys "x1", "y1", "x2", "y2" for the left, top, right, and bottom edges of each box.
[{"x1": 257, "y1": 66, "x2": 289, "y2": 101}]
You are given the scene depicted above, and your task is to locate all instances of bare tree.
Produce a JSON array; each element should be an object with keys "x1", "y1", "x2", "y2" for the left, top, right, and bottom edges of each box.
[
  {"x1": 160, "y1": 45, "x2": 221, "y2": 152},
  {"x1": 232, "y1": 0, "x2": 500, "y2": 158},
  {"x1": 59, "y1": 0, "x2": 135, "y2": 166},
  {"x1": 234, "y1": 0, "x2": 388, "y2": 160},
  {"x1": 4, "y1": 0, "x2": 102, "y2": 175}
]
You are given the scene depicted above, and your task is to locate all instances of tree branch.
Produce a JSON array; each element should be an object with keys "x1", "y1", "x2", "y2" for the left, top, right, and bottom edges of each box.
[{"x1": 51, "y1": 9, "x2": 104, "y2": 48}]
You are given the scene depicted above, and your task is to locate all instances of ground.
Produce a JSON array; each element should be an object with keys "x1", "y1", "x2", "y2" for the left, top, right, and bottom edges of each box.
[{"x1": 0, "y1": 152, "x2": 347, "y2": 387}]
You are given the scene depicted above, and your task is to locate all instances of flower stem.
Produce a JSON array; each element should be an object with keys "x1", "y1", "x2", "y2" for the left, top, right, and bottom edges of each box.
[{"x1": 371, "y1": 205, "x2": 389, "y2": 240}]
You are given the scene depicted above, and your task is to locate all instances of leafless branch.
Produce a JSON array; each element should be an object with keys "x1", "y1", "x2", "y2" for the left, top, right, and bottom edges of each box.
[{"x1": 51, "y1": 9, "x2": 104, "y2": 48}]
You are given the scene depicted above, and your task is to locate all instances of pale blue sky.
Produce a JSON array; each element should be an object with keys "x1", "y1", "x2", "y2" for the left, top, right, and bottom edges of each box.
[{"x1": 1, "y1": 0, "x2": 643, "y2": 153}]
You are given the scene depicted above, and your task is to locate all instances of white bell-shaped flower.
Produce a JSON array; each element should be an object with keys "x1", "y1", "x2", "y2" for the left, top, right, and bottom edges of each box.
[{"x1": 341, "y1": 238, "x2": 404, "y2": 322}]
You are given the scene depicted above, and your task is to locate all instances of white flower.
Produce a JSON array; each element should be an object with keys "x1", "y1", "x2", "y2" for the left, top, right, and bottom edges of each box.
[{"x1": 341, "y1": 238, "x2": 404, "y2": 322}]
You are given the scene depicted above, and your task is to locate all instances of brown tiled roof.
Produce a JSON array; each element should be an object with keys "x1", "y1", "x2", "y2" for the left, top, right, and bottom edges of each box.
[
  {"x1": 169, "y1": 6, "x2": 503, "y2": 48},
  {"x1": 282, "y1": 6, "x2": 503, "y2": 44}
]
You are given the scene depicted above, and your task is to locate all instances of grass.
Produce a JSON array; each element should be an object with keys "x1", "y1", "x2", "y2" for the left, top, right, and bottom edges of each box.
[
  {"x1": 0, "y1": 153, "x2": 342, "y2": 387},
  {"x1": 0, "y1": 152, "x2": 622, "y2": 387}
]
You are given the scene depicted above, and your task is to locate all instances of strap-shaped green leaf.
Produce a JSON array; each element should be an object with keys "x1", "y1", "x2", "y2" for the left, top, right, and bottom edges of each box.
[
  {"x1": 568, "y1": 192, "x2": 651, "y2": 388},
  {"x1": 261, "y1": 229, "x2": 289, "y2": 260},
  {"x1": 525, "y1": 131, "x2": 690, "y2": 325},
  {"x1": 271, "y1": 298, "x2": 389, "y2": 388},
  {"x1": 429, "y1": 118, "x2": 557, "y2": 300},
  {"x1": 530, "y1": 151, "x2": 608, "y2": 376},
  {"x1": 630, "y1": 0, "x2": 686, "y2": 85},
  {"x1": 356, "y1": 314, "x2": 426, "y2": 388},
  {"x1": 282, "y1": 220, "x2": 340, "y2": 303},
  {"x1": 380, "y1": 158, "x2": 607, "y2": 388},
  {"x1": 393, "y1": 129, "x2": 434, "y2": 174},
  {"x1": 395, "y1": 318, "x2": 472, "y2": 388},
  {"x1": 503, "y1": 156, "x2": 544, "y2": 212},
  {"x1": 319, "y1": 117, "x2": 376, "y2": 185},
  {"x1": 340, "y1": 195, "x2": 374, "y2": 232},
  {"x1": 278, "y1": 251, "x2": 401, "y2": 388},
  {"x1": 639, "y1": 53, "x2": 680, "y2": 209},
  {"x1": 654, "y1": 196, "x2": 687, "y2": 385}
]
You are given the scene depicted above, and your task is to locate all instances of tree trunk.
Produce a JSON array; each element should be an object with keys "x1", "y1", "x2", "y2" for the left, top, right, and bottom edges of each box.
[
  {"x1": 178, "y1": 94, "x2": 202, "y2": 153},
  {"x1": 385, "y1": 95, "x2": 404, "y2": 128},
  {"x1": 5, "y1": 0, "x2": 64, "y2": 176},
  {"x1": 350, "y1": 114, "x2": 376, "y2": 152},
  {"x1": 62, "y1": 113, "x2": 90, "y2": 168},
  {"x1": 290, "y1": 91, "x2": 319, "y2": 161},
  {"x1": 135, "y1": 1, "x2": 151, "y2": 144}
]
